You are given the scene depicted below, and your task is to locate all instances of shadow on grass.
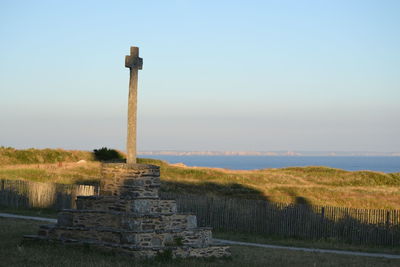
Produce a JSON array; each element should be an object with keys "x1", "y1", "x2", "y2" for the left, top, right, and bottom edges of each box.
[
  {"x1": 0, "y1": 204, "x2": 58, "y2": 217},
  {"x1": 157, "y1": 181, "x2": 400, "y2": 247},
  {"x1": 161, "y1": 180, "x2": 266, "y2": 199},
  {"x1": 1, "y1": 166, "x2": 400, "y2": 247}
]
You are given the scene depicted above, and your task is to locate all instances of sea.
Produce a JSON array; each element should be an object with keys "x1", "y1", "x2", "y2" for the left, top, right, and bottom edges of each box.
[{"x1": 138, "y1": 155, "x2": 400, "y2": 173}]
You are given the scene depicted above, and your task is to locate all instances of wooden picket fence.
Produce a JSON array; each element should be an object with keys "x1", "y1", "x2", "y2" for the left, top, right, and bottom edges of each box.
[
  {"x1": 161, "y1": 192, "x2": 400, "y2": 246},
  {"x1": 0, "y1": 179, "x2": 98, "y2": 210},
  {"x1": 1, "y1": 179, "x2": 399, "y2": 246}
]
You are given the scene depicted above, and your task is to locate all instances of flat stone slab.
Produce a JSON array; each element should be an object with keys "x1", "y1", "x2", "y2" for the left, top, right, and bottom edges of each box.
[
  {"x1": 101, "y1": 163, "x2": 160, "y2": 174},
  {"x1": 38, "y1": 224, "x2": 212, "y2": 248},
  {"x1": 76, "y1": 196, "x2": 177, "y2": 214},
  {"x1": 57, "y1": 210, "x2": 197, "y2": 231}
]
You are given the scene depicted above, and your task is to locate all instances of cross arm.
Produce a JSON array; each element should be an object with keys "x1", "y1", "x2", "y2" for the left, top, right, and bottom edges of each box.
[
  {"x1": 125, "y1": 46, "x2": 143, "y2": 69},
  {"x1": 125, "y1": 56, "x2": 143, "y2": 69}
]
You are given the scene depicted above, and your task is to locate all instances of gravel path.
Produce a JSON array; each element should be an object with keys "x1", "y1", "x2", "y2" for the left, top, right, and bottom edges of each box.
[
  {"x1": 0, "y1": 212, "x2": 57, "y2": 223},
  {"x1": 1, "y1": 212, "x2": 399, "y2": 259},
  {"x1": 213, "y1": 239, "x2": 400, "y2": 259}
]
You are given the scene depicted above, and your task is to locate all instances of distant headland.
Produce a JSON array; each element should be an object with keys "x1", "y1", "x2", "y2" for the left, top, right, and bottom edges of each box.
[{"x1": 138, "y1": 151, "x2": 400, "y2": 157}]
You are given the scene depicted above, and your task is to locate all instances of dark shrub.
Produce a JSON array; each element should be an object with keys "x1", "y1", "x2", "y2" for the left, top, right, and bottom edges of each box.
[
  {"x1": 155, "y1": 249, "x2": 173, "y2": 262},
  {"x1": 93, "y1": 147, "x2": 124, "y2": 162}
]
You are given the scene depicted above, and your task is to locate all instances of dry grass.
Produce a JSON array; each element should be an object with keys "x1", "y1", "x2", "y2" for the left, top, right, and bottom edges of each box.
[
  {"x1": 140, "y1": 158, "x2": 400, "y2": 209},
  {"x1": 0, "y1": 162, "x2": 101, "y2": 184},
  {"x1": 1, "y1": 148, "x2": 400, "y2": 209},
  {"x1": 0, "y1": 147, "x2": 94, "y2": 165}
]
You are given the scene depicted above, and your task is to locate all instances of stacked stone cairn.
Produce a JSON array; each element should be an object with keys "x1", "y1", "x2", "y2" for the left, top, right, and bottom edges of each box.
[{"x1": 25, "y1": 163, "x2": 230, "y2": 258}]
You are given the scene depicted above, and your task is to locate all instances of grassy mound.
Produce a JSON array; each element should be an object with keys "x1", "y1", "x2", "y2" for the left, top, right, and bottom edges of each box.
[
  {"x1": 1, "y1": 148, "x2": 400, "y2": 209},
  {"x1": 0, "y1": 147, "x2": 94, "y2": 165},
  {"x1": 137, "y1": 158, "x2": 400, "y2": 209}
]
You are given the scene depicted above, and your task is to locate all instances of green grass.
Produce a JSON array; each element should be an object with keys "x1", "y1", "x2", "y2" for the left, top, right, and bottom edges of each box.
[
  {"x1": 214, "y1": 231, "x2": 400, "y2": 255},
  {"x1": 0, "y1": 205, "x2": 58, "y2": 218},
  {"x1": 2, "y1": 217, "x2": 400, "y2": 267}
]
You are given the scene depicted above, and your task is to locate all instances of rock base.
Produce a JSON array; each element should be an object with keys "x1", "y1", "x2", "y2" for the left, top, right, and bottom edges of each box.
[{"x1": 25, "y1": 163, "x2": 230, "y2": 259}]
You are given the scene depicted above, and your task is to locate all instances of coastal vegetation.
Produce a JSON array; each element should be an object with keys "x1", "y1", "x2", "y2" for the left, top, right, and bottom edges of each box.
[
  {"x1": 1, "y1": 147, "x2": 400, "y2": 209},
  {"x1": 0, "y1": 147, "x2": 94, "y2": 165}
]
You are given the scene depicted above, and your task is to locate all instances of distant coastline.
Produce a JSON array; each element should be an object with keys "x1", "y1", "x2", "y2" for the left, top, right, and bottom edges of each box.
[
  {"x1": 138, "y1": 151, "x2": 400, "y2": 157},
  {"x1": 137, "y1": 154, "x2": 400, "y2": 172}
]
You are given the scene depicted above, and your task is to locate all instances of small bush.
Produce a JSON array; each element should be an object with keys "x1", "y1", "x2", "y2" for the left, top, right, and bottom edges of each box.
[
  {"x1": 174, "y1": 237, "x2": 184, "y2": 246},
  {"x1": 93, "y1": 147, "x2": 124, "y2": 162},
  {"x1": 155, "y1": 249, "x2": 173, "y2": 262}
]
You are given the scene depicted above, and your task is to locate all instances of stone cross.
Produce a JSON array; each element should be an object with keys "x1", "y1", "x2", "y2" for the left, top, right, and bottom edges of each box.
[{"x1": 125, "y1": 46, "x2": 143, "y2": 164}]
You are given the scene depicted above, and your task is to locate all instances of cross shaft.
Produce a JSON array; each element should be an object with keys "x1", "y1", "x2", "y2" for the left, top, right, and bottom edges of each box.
[{"x1": 125, "y1": 46, "x2": 143, "y2": 164}]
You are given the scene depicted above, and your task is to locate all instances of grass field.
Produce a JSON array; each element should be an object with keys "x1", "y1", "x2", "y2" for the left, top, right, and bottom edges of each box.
[
  {"x1": 213, "y1": 231, "x2": 400, "y2": 255},
  {"x1": 0, "y1": 161, "x2": 101, "y2": 184},
  {"x1": 1, "y1": 217, "x2": 400, "y2": 267},
  {"x1": 1, "y1": 207, "x2": 398, "y2": 256},
  {"x1": 1, "y1": 148, "x2": 400, "y2": 209}
]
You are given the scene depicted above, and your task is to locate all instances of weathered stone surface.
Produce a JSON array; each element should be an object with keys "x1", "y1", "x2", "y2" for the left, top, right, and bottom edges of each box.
[
  {"x1": 28, "y1": 162, "x2": 230, "y2": 258},
  {"x1": 39, "y1": 224, "x2": 211, "y2": 248},
  {"x1": 100, "y1": 163, "x2": 160, "y2": 198},
  {"x1": 57, "y1": 210, "x2": 197, "y2": 231},
  {"x1": 125, "y1": 46, "x2": 142, "y2": 164},
  {"x1": 76, "y1": 196, "x2": 177, "y2": 214},
  {"x1": 131, "y1": 199, "x2": 177, "y2": 214},
  {"x1": 101, "y1": 163, "x2": 160, "y2": 177}
]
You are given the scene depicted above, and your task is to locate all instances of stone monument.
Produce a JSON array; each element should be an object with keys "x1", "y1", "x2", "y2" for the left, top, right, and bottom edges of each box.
[
  {"x1": 125, "y1": 46, "x2": 142, "y2": 165},
  {"x1": 25, "y1": 46, "x2": 230, "y2": 259}
]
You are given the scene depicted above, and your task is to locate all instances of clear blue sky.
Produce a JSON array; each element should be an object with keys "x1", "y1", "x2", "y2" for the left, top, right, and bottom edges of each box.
[{"x1": 1, "y1": 0, "x2": 399, "y2": 152}]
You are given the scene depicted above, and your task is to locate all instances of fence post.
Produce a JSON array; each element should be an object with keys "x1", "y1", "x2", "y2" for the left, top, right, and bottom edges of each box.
[
  {"x1": 321, "y1": 207, "x2": 325, "y2": 220},
  {"x1": 386, "y1": 211, "x2": 391, "y2": 228}
]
